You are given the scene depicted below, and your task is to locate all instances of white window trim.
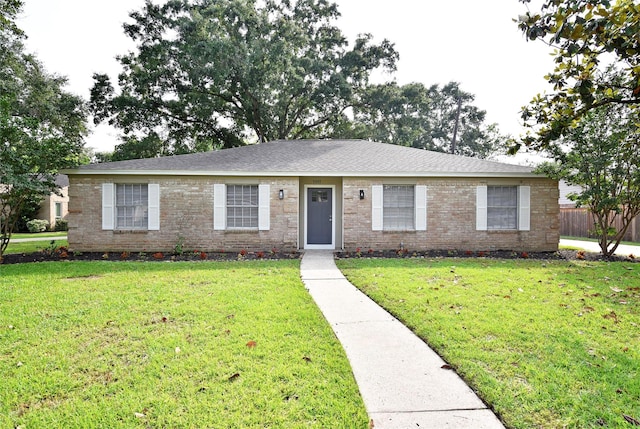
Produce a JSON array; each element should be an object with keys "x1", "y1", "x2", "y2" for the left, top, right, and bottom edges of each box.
[
  {"x1": 476, "y1": 185, "x2": 530, "y2": 231},
  {"x1": 213, "y1": 183, "x2": 270, "y2": 231},
  {"x1": 371, "y1": 184, "x2": 427, "y2": 231},
  {"x1": 102, "y1": 183, "x2": 159, "y2": 231}
]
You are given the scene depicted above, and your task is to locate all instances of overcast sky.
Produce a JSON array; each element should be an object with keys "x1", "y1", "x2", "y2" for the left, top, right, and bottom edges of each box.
[{"x1": 17, "y1": 0, "x2": 554, "y2": 161}]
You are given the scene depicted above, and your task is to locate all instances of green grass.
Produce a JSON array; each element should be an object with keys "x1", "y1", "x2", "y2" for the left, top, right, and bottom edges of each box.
[
  {"x1": 0, "y1": 261, "x2": 368, "y2": 428},
  {"x1": 336, "y1": 258, "x2": 640, "y2": 429},
  {"x1": 4, "y1": 239, "x2": 68, "y2": 255}
]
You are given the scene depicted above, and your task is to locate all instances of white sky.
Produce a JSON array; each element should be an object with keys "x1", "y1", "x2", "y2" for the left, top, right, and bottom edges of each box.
[{"x1": 17, "y1": 0, "x2": 554, "y2": 162}]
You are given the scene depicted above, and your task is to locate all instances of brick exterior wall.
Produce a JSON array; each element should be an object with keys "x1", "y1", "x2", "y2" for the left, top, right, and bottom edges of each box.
[
  {"x1": 343, "y1": 177, "x2": 559, "y2": 252},
  {"x1": 67, "y1": 176, "x2": 299, "y2": 253},
  {"x1": 68, "y1": 175, "x2": 559, "y2": 253}
]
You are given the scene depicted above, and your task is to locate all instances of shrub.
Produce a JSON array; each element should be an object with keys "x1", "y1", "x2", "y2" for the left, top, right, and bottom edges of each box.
[
  {"x1": 26, "y1": 219, "x2": 49, "y2": 233},
  {"x1": 54, "y1": 219, "x2": 68, "y2": 231}
]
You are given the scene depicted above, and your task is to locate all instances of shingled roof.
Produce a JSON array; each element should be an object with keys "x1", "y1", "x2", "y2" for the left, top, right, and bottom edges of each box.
[{"x1": 67, "y1": 139, "x2": 535, "y2": 178}]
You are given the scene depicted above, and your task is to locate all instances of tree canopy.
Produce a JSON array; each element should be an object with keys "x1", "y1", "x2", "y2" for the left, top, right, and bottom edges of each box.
[
  {"x1": 348, "y1": 81, "x2": 503, "y2": 158},
  {"x1": 0, "y1": 0, "x2": 87, "y2": 258},
  {"x1": 536, "y1": 102, "x2": 640, "y2": 256},
  {"x1": 91, "y1": 0, "x2": 504, "y2": 161},
  {"x1": 90, "y1": 0, "x2": 398, "y2": 155},
  {"x1": 514, "y1": 0, "x2": 640, "y2": 152}
]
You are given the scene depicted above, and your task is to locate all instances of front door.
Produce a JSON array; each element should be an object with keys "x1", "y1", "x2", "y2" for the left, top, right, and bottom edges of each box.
[{"x1": 306, "y1": 187, "x2": 333, "y2": 249}]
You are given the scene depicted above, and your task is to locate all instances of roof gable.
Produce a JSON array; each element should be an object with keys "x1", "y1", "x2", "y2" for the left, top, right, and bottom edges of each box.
[{"x1": 68, "y1": 140, "x2": 535, "y2": 177}]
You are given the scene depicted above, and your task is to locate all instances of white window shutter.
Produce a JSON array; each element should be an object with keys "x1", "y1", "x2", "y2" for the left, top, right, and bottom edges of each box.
[
  {"x1": 415, "y1": 185, "x2": 427, "y2": 231},
  {"x1": 371, "y1": 185, "x2": 383, "y2": 231},
  {"x1": 213, "y1": 184, "x2": 226, "y2": 230},
  {"x1": 518, "y1": 186, "x2": 531, "y2": 231},
  {"x1": 476, "y1": 185, "x2": 488, "y2": 231},
  {"x1": 102, "y1": 183, "x2": 114, "y2": 230},
  {"x1": 258, "y1": 184, "x2": 270, "y2": 231},
  {"x1": 148, "y1": 184, "x2": 160, "y2": 230}
]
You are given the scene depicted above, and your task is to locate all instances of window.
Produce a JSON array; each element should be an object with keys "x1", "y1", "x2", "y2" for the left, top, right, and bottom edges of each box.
[
  {"x1": 55, "y1": 202, "x2": 62, "y2": 219},
  {"x1": 476, "y1": 185, "x2": 530, "y2": 231},
  {"x1": 213, "y1": 184, "x2": 270, "y2": 231},
  {"x1": 116, "y1": 184, "x2": 149, "y2": 229},
  {"x1": 226, "y1": 185, "x2": 258, "y2": 228},
  {"x1": 383, "y1": 185, "x2": 415, "y2": 230},
  {"x1": 102, "y1": 183, "x2": 159, "y2": 231},
  {"x1": 372, "y1": 185, "x2": 427, "y2": 231},
  {"x1": 487, "y1": 186, "x2": 518, "y2": 230}
]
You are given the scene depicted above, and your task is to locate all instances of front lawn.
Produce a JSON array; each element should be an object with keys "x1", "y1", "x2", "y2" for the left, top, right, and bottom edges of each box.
[
  {"x1": 337, "y1": 258, "x2": 640, "y2": 429},
  {"x1": 0, "y1": 261, "x2": 368, "y2": 428},
  {"x1": 4, "y1": 239, "x2": 68, "y2": 255}
]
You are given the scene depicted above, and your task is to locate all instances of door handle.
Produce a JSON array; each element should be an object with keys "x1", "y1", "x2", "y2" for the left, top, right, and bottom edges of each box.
[{"x1": 329, "y1": 216, "x2": 332, "y2": 222}]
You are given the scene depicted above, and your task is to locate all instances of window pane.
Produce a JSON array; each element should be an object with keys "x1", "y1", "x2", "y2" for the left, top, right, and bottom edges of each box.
[
  {"x1": 115, "y1": 184, "x2": 148, "y2": 229},
  {"x1": 227, "y1": 185, "x2": 259, "y2": 228},
  {"x1": 487, "y1": 186, "x2": 517, "y2": 230},
  {"x1": 383, "y1": 185, "x2": 414, "y2": 230}
]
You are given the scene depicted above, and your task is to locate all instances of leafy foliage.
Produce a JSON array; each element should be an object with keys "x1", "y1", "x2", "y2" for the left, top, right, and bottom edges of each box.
[
  {"x1": 536, "y1": 102, "x2": 640, "y2": 256},
  {"x1": 92, "y1": 0, "x2": 505, "y2": 161},
  {"x1": 90, "y1": 0, "x2": 398, "y2": 158},
  {"x1": 0, "y1": 1, "x2": 87, "y2": 259},
  {"x1": 514, "y1": 0, "x2": 640, "y2": 152},
  {"x1": 348, "y1": 81, "x2": 505, "y2": 158}
]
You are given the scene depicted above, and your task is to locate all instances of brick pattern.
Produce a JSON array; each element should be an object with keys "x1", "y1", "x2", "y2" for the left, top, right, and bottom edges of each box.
[
  {"x1": 68, "y1": 175, "x2": 559, "y2": 253},
  {"x1": 343, "y1": 178, "x2": 559, "y2": 252},
  {"x1": 68, "y1": 176, "x2": 299, "y2": 253}
]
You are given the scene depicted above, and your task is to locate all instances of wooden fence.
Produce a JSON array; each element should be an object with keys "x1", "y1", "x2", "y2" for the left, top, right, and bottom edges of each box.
[{"x1": 560, "y1": 208, "x2": 640, "y2": 242}]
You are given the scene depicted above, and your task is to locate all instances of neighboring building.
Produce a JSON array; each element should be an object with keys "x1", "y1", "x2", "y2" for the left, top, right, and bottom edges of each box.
[
  {"x1": 62, "y1": 140, "x2": 560, "y2": 253},
  {"x1": 35, "y1": 174, "x2": 69, "y2": 229},
  {"x1": 559, "y1": 180, "x2": 583, "y2": 208}
]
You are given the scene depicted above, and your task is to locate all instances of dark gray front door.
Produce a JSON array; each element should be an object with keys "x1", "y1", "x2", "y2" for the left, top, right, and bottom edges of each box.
[{"x1": 307, "y1": 188, "x2": 332, "y2": 245}]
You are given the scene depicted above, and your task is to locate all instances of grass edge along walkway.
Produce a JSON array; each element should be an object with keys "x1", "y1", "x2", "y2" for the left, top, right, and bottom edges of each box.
[
  {"x1": 0, "y1": 260, "x2": 369, "y2": 429},
  {"x1": 336, "y1": 257, "x2": 640, "y2": 429}
]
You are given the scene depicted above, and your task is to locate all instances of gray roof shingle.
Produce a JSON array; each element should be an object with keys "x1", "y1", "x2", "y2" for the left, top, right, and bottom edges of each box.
[{"x1": 67, "y1": 139, "x2": 535, "y2": 177}]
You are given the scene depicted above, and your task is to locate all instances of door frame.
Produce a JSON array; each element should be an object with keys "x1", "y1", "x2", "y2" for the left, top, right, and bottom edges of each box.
[{"x1": 304, "y1": 184, "x2": 336, "y2": 250}]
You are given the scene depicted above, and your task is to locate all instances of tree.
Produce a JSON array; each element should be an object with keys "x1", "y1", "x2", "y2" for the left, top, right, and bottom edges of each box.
[
  {"x1": 90, "y1": 0, "x2": 398, "y2": 159},
  {"x1": 536, "y1": 103, "x2": 640, "y2": 257},
  {"x1": 514, "y1": 0, "x2": 640, "y2": 152},
  {"x1": 0, "y1": 1, "x2": 87, "y2": 259},
  {"x1": 348, "y1": 81, "x2": 505, "y2": 158}
]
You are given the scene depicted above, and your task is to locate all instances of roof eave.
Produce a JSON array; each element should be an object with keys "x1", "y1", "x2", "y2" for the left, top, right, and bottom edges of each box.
[{"x1": 62, "y1": 169, "x2": 541, "y2": 179}]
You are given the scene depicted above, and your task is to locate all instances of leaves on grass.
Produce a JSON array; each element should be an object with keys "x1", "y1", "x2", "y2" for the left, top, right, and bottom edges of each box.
[
  {"x1": 603, "y1": 311, "x2": 620, "y2": 323},
  {"x1": 134, "y1": 412, "x2": 146, "y2": 418},
  {"x1": 175, "y1": 347, "x2": 181, "y2": 354},
  {"x1": 246, "y1": 340, "x2": 257, "y2": 348},
  {"x1": 441, "y1": 364, "x2": 454, "y2": 370},
  {"x1": 303, "y1": 356, "x2": 312, "y2": 362},
  {"x1": 623, "y1": 414, "x2": 640, "y2": 426},
  {"x1": 228, "y1": 372, "x2": 240, "y2": 382},
  {"x1": 610, "y1": 287, "x2": 623, "y2": 293}
]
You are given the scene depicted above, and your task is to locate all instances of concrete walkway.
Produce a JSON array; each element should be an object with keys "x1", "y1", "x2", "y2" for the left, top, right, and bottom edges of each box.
[
  {"x1": 301, "y1": 250, "x2": 505, "y2": 429},
  {"x1": 560, "y1": 238, "x2": 640, "y2": 256},
  {"x1": 9, "y1": 236, "x2": 67, "y2": 243}
]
